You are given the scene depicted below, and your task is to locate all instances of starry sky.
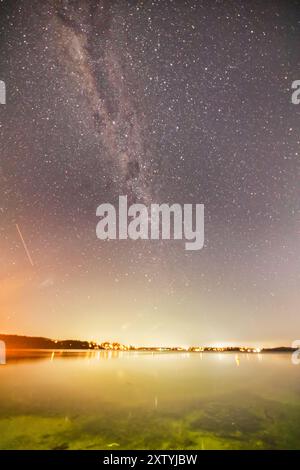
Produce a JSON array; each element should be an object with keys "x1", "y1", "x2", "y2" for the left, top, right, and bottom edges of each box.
[{"x1": 0, "y1": 0, "x2": 299, "y2": 347}]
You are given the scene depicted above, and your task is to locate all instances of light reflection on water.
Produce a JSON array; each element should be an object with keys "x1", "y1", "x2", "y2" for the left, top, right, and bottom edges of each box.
[{"x1": 0, "y1": 351, "x2": 300, "y2": 449}]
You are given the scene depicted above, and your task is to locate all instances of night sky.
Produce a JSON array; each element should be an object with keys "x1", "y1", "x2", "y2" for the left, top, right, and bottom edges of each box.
[{"x1": 0, "y1": 0, "x2": 299, "y2": 347}]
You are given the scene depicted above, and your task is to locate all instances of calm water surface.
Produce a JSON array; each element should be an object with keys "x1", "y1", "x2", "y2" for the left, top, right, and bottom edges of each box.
[{"x1": 0, "y1": 351, "x2": 300, "y2": 449}]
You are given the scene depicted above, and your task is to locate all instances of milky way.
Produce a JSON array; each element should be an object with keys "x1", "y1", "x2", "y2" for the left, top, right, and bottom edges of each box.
[{"x1": 52, "y1": 0, "x2": 156, "y2": 204}]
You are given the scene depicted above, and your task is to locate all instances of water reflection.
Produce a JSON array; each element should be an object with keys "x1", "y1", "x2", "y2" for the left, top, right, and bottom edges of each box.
[
  {"x1": 5, "y1": 349, "x2": 130, "y2": 364},
  {"x1": 1, "y1": 350, "x2": 299, "y2": 450},
  {"x1": 5, "y1": 349, "x2": 268, "y2": 366}
]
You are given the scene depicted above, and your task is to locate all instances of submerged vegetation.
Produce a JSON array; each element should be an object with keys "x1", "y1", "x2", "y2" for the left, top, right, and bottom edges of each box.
[{"x1": 1, "y1": 395, "x2": 300, "y2": 450}]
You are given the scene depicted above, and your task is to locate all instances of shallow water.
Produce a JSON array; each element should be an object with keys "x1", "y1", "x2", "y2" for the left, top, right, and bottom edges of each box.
[{"x1": 0, "y1": 350, "x2": 300, "y2": 449}]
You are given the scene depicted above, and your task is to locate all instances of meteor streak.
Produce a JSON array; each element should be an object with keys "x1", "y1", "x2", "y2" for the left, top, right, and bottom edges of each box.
[{"x1": 16, "y1": 224, "x2": 34, "y2": 267}]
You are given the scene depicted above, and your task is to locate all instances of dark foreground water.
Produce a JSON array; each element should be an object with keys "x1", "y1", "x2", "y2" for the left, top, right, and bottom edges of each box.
[{"x1": 0, "y1": 350, "x2": 300, "y2": 450}]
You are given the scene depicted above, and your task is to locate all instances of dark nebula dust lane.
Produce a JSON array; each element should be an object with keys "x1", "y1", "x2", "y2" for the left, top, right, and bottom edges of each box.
[{"x1": 50, "y1": 0, "x2": 157, "y2": 205}]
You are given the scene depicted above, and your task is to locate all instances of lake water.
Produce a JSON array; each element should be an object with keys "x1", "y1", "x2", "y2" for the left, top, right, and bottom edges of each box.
[{"x1": 0, "y1": 350, "x2": 300, "y2": 450}]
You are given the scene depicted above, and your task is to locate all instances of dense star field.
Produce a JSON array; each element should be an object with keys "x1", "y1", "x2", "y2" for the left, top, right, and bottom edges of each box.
[{"x1": 0, "y1": 0, "x2": 299, "y2": 346}]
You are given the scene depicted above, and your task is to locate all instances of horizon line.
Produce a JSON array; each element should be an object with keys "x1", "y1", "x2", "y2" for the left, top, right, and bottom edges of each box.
[{"x1": 0, "y1": 332, "x2": 296, "y2": 351}]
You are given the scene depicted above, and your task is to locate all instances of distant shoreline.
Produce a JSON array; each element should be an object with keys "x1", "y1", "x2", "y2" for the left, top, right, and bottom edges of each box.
[
  {"x1": 5, "y1": 348, "x2": 295, "y2": 354},
  {"x1": 0, "y1": 334, "x2": 296, "y2": 353}
]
